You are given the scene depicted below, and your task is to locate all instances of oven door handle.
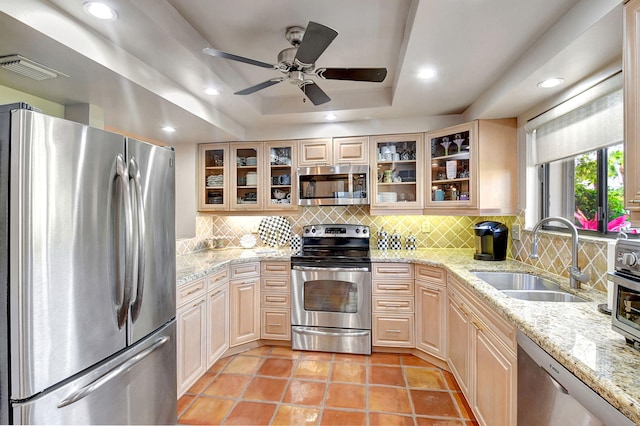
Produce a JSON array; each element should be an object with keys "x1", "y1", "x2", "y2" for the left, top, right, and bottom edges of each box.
[
  {"x1": 295, "y1": 328, "x2": 370, "y2": 337},
  {"x1": 292, "y1": 265, "x2": 370, "y2": 273}
]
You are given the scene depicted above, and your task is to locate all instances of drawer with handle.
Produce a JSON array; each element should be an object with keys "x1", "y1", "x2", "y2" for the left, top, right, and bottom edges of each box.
[{"x1": 177, "y1": 278, "x2": 206, "y2": 307}]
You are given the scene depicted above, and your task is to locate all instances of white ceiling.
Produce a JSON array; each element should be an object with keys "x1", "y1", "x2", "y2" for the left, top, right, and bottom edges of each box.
[{"x1": 0, "y1": 0, "x2": 623, "y2": 144}]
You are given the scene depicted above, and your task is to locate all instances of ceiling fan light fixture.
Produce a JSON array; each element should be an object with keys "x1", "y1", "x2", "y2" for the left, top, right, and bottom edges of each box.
[
  {"x1": 83, "y1": 2, "x2": 118, "y2": 20},
  {"x1": 537, "y1": 78, "x2": 564, "y2": 88}
]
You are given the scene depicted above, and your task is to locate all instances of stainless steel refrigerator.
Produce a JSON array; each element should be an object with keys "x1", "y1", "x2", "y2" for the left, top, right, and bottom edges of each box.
[{"x1": 0, "y1": 103, "x2": 177, "y2": 424}]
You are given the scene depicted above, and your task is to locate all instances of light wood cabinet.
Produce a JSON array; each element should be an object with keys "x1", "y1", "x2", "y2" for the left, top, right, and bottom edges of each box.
[
  {"x1": 230, "y1": 277, "x2": 260, "y2": 346},
  {"x1": 260, "y1": 261, "x2": 291, "y2": 340},
  {"x1": 625, "y1": 0, "x2": 640, "y2": 223},
  {"x1": 372, "y1": 263, "x2": 415, "y2": 348},
  {"x1": 230, "y1": 142, "x2": 264, "y2": 211},
  {"x1": 197, "y1": 143, "x2": 230, "y2": 211},
  {"x1": 264, "y1": 140, "x2": 297, "y2": 211},
  {"x1": 415, "y1": 265, "x2": 447, "y2": 360},
  {"x1": 177, "y1": 289, "x2": 206, "y2": 396},
  {"x1": 229, "y1": 261, "x2": 261, "y2": 346},
  {"x1": 447, "y1": 275, "x2": 516, "y2": 426},
  {"x1": 206, "y1": 275, "x2": 229, "y2": 368},
  {"x1": 333, "y1": 136, "x2": 369, "y2": 164},
  {"x1": 197, "y1": 141, "x2": 297, "y2": 213},
  {"x1": 298, "y1": 138, "x2": 333, "y2": 166},
  {"x1": 370, "y1": 134, "x2": 424, "y2": 213},
  {"x1": 424, "y1": 119, "x2": 517, "y2": 215}
]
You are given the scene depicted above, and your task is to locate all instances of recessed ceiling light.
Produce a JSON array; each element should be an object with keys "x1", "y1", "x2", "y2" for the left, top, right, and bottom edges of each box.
[
  {"x1": 324, "y1": 113, "x2": 337, "y2": 121},
  {"x1": 418, "y1": 69, "x2": 437, "y2": 80},
  {"x1": 162, "y1": 126, "x2": 176, "y2": 133},
  {"x1": 204, "y1": 87, "x2": 220, "y2": 96},
  {"x1": 537, "y1": 78, "x2": 564, "y2": 88},
  {"x1": 83, "y1": 2, "x2": 118, "y2": 20}
]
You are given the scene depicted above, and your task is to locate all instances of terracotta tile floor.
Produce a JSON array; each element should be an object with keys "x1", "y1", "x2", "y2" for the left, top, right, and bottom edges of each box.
[{"x1": 178, "y1": 346, "x2": 479, "y2": 425}]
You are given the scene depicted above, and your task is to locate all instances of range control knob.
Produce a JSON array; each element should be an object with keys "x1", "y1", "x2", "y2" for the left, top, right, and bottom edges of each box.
[
  {"x1": 621, "y1": 252, "x2": 639, "y2": 267},
  {"x1": 355, "y1": 228, "x2": 361, "y2": 233},
  {"x1": 362, "y1": 228, "x2": 368, "y2": 234},
  {"x1": 311, "y1": 228, "x2": 316, "y2": 233},
  {"x1": 304, "y1": 228, "x2": 310, "y2": 234}
]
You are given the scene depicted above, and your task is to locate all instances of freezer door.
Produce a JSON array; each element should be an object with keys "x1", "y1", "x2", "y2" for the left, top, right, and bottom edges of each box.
[
  {"x1": 126, "y1": 139, "x2": 176, "y2": 344},
  {"x1": 9, "y1": 110, "x2": 129, "y2": 399},
  {"x1": 12, "y1": 321, "x2": 177, "y2": 425}
]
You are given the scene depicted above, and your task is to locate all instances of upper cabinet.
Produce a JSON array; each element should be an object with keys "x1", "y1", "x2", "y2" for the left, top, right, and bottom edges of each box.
[
  {"x1": 264, "y1": 141, "x2": 297, "y2": 211},
  {"x1": 298, "y1": 138, "x2": 333, "y2": 166},
  {"x1": 230, "y1": 142, "x2": 264, "y2": 211},
  {"x1": 198, "y1": 141, "x2": 298, "y2": 213},
  {"x1": 298, "y1": 137, "x2": 369, "y2": 166},
  {"x1": 198, "y1": 143, "x2": 230, "y2": 212},
  {"x1": 625, "y1": 0, "x2": 640, "y2": 222},
  {"x1": 333, "y1": 136, "x2": 369, "y2": 165},
  {"x1": 370, "y1": 133, "x2": 424, "y2": 213},
  {"x1": 424, "y1": 119, "x2": 517, "y2": 215}
]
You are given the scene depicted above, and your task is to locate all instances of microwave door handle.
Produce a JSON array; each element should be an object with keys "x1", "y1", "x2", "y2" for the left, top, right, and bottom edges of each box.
[
  {"x1": 129, "y1": 158, "x2": 145, "y2": 323},
  {"x1": 114, "y1": 154, "x2": 134, "y2": 329},
  {"x1": 292, "y1": 265, "x2": 369, "y2": 273}
]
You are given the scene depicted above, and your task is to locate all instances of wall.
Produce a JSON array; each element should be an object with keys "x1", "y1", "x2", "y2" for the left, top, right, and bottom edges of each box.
[
  {"x1": 176, "y1": 206, "x2": 514, "y2": 255},
  {"x1": 174, "y1": 143, "x2": 197, "y2": 239}
]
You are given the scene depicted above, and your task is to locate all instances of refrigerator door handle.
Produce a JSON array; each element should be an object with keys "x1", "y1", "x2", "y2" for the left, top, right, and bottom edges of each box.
[
  {"x1": 56, "y1": 336, "x2": 169, "y2": 409},
  {"x1": 128, "y1": 158, "x2": 146, "y2": 323},
  {"x1": 115, "y1": 154, "x2": 134, "y2": 329}
]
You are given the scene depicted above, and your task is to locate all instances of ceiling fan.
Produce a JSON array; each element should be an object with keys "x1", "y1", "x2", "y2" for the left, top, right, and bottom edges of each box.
[{"x1": 202, "y1": 21, "x2": 387, "y2": 106}]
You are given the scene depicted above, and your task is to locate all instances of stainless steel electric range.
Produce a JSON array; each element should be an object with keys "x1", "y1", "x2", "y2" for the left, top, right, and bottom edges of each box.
[{"x1": 290, "y1": 224, "x2": 372, "y2": 355}]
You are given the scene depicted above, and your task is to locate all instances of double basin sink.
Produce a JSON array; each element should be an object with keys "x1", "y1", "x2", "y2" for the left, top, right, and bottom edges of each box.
[{"x1": 472, "y1": 271, "x2": 587, "y2": 303}]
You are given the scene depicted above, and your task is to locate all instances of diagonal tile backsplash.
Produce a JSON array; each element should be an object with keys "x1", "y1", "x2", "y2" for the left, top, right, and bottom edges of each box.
[{"x1": 176, "y1": 208, "x2": 611, "y2": 294}]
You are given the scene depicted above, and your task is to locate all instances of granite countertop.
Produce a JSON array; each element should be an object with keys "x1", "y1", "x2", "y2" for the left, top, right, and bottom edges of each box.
[{"x1": 176, "y1": 247, "x2": 640, "y2": 423}]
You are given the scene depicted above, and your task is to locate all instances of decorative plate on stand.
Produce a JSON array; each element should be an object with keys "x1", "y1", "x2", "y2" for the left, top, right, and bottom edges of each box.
[{"x1": 258, "y1": 216, "x2": 291, "y2": 247}]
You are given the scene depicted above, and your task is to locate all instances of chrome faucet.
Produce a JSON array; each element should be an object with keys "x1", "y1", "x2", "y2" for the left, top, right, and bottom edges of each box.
[{"x1": 529, "y1": 216, "x2": 589, "y2": 289}]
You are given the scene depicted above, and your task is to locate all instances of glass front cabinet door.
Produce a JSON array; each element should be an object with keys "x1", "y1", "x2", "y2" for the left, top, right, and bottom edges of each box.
[
  {"x1": 370, "y1": 133, "x2": 424, "y2": 212},
  {"x1": 230, "y1": 142, "x2": 263, "y2": 211},
  {"x1": 198, "y1": 143, "x2": 229, "y2": 211},
  {"x1": 264, "y1": 141, "x2": 297, "y2": 211},
  {"x1": 425, "y1": 122, "x2": 476, "y2": 209}
]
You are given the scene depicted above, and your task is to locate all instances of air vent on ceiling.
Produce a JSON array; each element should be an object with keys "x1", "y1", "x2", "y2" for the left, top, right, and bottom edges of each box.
[{"x1": 0, "y1": 54, "x2": 68, "y2": 80}]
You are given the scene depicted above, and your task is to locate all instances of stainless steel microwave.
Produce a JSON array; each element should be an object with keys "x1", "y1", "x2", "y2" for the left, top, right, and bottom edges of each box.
[{"x1": 297, "y1": 165, "x2": 369, "y2": 206}]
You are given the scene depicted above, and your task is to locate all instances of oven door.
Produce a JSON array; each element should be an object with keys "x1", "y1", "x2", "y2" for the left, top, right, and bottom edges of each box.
[
  {"x1": 610, "y1": 272, "x2": 640, "y2": 344},
  {"x1": 291, "y1": 265, "x2": 371, "y2": 330}
]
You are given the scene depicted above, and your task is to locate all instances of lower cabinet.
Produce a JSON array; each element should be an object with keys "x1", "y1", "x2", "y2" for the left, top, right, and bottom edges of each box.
[
  {"x1": 372, "y1": 263, "x2": 415, "y2": 348},
  {"x1": 260, "y1": 261, "x2": 291, "y2": 340},
  {"x1": 447, "y1": 275, "x2": 517, "y2": 426},
  {"x1": 415, "y1": 265, "x2": 447, "y2": 360},
  {"x1": 177, "y1": 268, "x2": 230, "y2": 397},
  {"x1": 176, "y1": 293, "x2": 207, "y2": 397},
  {"x1": 229, "y1": 277, "x2": 261, "y2": 346},
  {"x1": 207, "y1": 283, "x2": 229, "y2": 366}
]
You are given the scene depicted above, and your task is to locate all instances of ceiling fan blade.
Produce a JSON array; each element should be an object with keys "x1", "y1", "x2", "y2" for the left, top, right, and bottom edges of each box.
[
  {"x1": 300, "y1": 81, "x2": 331, "y2": 105},
  {"x1": 203, "y1": 47, "x2": 276, "y2": 70},
  {"x1": 235, "y1": 78, "x2": 284, "y2": 95},
  {"x1": 294, "y1": 22, "x2": 338, "y2": 66},
  {"x1": 316, "y1": 67, "x2": 387, "y2": 82}
]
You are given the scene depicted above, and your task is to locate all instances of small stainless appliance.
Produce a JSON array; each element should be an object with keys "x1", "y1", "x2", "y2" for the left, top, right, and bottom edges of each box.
[
  {"x1": 291, "y1": 224, "x2": 372, "y2": 354},
  {"x1": 297, "y1": 165, "x2": 369, "y2": 206},
  {"x1": 0, "y1": 103, "x2": 176, "y2": 424},
  {"x1": 609, "y1": 238, "x2": 640, "y2": 348},
  {"x1": 473, "y1": 221, "x2": 508, "y2": 261}
]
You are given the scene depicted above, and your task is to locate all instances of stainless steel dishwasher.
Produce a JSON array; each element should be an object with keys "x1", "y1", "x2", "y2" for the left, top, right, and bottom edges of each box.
[{"x1": 517, "y1": 331, "x2": 633, "y2": 426}]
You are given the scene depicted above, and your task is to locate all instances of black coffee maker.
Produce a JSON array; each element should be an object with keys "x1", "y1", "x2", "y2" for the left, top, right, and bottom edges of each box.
[{"x1": 473, "y1": 221, "x2": 508, "y2": 261}]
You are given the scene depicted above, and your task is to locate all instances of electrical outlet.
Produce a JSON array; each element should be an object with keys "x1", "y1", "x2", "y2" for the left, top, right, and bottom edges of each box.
[
  {"x1": 421, "y1": 223, "x2": 431, "y2": 233},
  {"x1": 512, "y1": 224, "x2": 521, "y2": 241}
]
